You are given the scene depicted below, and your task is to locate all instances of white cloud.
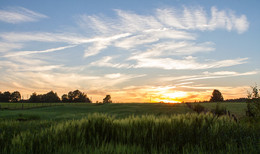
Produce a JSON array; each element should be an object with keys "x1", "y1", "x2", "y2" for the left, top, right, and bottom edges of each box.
[
  {"x1": 159, "y1": 71, "x2": 258, "y2": 82},
  {"x1": 114, "y1": 29, "x2": 196, "y2": 49},
  {"x1": 156, "y1": 6, "x2": 249, "y2": 33},
  {"x1": 0, "y1": 59, "x2": 62, "y2": 72},
  {"x1": 133, "y1": 57, "x2": 247, "y2": 70},
  {"x1": 0, "y1": 68, "x2": 146, "y2": 95},
  {"x1": 84, "y1": 41, "x2": 109, "y2": 57},
  {"x1": 3, "y1": 45, "x2": 76, "y2": 57},
  {"x1": 90, "y1": 56, "x2": 132, "y2": 68},
  {"x1": 0, "y1": 7, "x2": 47, "y2": 24},
  {"x1": 0, "y1": 32, "x2": 131, "y2": 44},
  {"x1": 0, "y1": 42, "x2": 23, "y2": 52},
  {"x1": 80, "y1": 6, "x2": 249, "y2": 35},
  {"x1": 105, "y1": 73, "x2": 121, "y2": 79},
  {"x1": 114, "y1": 34, "x2": 159, "y2": 49},
  {"x1": 75, "y1": 6, "x2": 250, "y2": 71},
  {"x1": 129, "y1": 41, "x2": 214, "y2": 60}
]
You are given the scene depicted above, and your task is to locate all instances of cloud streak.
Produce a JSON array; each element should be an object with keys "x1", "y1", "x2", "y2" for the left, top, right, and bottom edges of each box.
[
  {"x1": 80, "y1": 6, "x2": 249, "y2": 35},
  {"x1": 159, "y1": 71, "x2": 258, "y2": 82},
  {"x1": 156, "y1": 6, "x2": 249, "y2": 33},
  {"x1": 3, "y1": 45, "x2": 76, "y2": 57},
  {"x1": 133, "y1": 57, "x2": 247, "y2": 70},
  {"x1": 0, "y1": 7, "x2": 47, "y2": 24}
]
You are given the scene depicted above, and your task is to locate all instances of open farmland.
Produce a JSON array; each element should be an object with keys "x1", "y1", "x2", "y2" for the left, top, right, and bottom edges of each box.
[
  {"x1": 0, "y1": 103, "x2": 193, "y2": 120},
  {"x1": 0, "y1": 102, "x2": 259, "y2": 153},
  {"x1": 0, "y1": 113, "x2": 259, "y2": 154},
  {"x1": 198, "y1": 102, "x2": 247, "y2": 118}
]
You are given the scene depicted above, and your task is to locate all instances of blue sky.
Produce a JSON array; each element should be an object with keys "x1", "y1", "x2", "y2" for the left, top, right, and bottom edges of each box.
[{"x1": 0, "y1": 0, "x2": 259, "y2": 102}]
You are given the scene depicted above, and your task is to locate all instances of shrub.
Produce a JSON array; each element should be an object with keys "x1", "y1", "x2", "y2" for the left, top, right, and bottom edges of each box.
[
  {"x1": 212, "y1": 103, "x2": 227, "y2": 116},
  {"x1": 193, "y1": 103, "x2": 205, "y2": 113},
  {"x1": 246, "y1": 85, "x2": 260, "y2": 118}
]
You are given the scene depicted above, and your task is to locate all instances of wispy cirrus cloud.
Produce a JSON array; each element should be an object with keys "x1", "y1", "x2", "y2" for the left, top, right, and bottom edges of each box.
[
  {"x1": 0, "y1": 7, "x2": 47, "y2": 24},
  {"x1": 0, "y1": 69, "x2": 146, "y2": 95},
  {"x1": 90, "y1": 56, "x2": 132, "y2": 68},
  {"x1": 132, "y1": 57, "x2": 248, "y2": 70},
  {"x1": 3, "y1": 45, "x2": 76, "y2": 57},
  {"x1": 0, "y1": 32, "x2": 130, "y2": 44},
  {"x1": 0, "y1": 42, "x2": 23, "y2": 52},
  {"x1": 156, "y1": 6, "x2": 249, "y2": 33},
  {"x1": 159, "y1": 70, "x2": 258, "y2": 82},
  {"x1": 79, "y1": 6, "x2": 249, "y2": 70},
  {"x1": 79, "y1": 6, "x2": 249, "y2": 35}
]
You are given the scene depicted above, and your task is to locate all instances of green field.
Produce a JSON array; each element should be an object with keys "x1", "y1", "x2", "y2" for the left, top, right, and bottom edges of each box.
[
  {"x1": 196, "y1": 102, "x2": 247, "y2": 118},
  {"x1": 0, "y1": 102, "x2": 248, "y2": 120},
  {"x1": 0, "y1": 103, "x2": 193, "y2": 120},
  {"x1": 0, "y1": 102, "x2": 259, "y2": 153}
]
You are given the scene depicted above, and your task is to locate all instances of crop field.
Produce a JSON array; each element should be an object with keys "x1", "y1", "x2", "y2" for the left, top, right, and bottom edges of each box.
[
  {"x1": 0, "y1": 103, "x2": 62, "y2": 110},
  {"x1": 0, "y1": 102, "x2": 259, "y2": 153},
  {"x1": 196, "y1": 102, "x2": 247, "y2": 118},
  {"x1": 0, "y1": 103, "x2": 193, "y2": 120},
  {"x1": 1, "y1": 113, "x2": 259, "y2": 154}
]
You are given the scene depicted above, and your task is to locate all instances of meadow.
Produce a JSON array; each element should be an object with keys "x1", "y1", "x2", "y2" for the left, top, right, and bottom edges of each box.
[
  {"x1": 0, "y1": 103, "x2": 193, "y2": 120},
  {"x1": 0, "y1": 102, "x2": 259, "y2": 153},
  {"x1": 196, "y1": 102, "x2": 247, "y2": 118}
]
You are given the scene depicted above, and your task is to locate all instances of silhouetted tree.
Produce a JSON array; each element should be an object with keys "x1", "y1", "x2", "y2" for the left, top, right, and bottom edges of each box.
[
  {"x1": 10, "y1": 91, "x2": 21, "y2": 102},
  {"x1": 246, "y1": 85, "x2": 260, "y2": 117},
  {"x1": 61, "y1": 94, "x2": 69, "y2": 102},
  {"x1": 42, "y1": 91, "x2": 60, "y2": 102},
  {"x1": 0, "y1": 92, "x2": 2, "y2": 102},
  {"x1": 29, "y1": 92, "x2": 40, "y2": 103},
  {"x1": 2, "y1": 91, "x2": 11, "y2": 102},
  {"x1": 29, "y1": 91, "x2": 60, "y2": 103},
  {"x1": 103, "y1": 95, "x2": 112, "y2": 103},
  {"x1": 67, "y1": 90, "x2": 91, "y2": 103},
  {"x1": 210, "y1": 89, "x2": 224, "y2": 102}
]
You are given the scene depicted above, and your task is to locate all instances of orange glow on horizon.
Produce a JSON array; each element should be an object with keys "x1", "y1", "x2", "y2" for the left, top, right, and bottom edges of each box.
[{"x1": 153, "y1": 91, "x2": 187, "y2": 103}]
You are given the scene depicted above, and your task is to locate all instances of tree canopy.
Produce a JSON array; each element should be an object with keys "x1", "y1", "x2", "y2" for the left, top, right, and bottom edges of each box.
[
  {"x1": 103, "y1": 95, "x2": 112, "y2": 103},
  {"x1": 67, "y1": 90, "x2": 91, "y2": 103},
  {"x1": 28, "y1": 91, "x2": 60, "y2": 103},
  {"x1": 210, "y1": 89, "x2": 224, "y2": 102},
  {"x1": 246, "y1": 85, "x2": 260, "y2": 118},
  {"x1": 0, "y1": 91, "x2": 21, "y2": 102}
]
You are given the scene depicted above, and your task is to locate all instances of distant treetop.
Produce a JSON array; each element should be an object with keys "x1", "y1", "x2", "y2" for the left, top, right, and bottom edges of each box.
[{"x1": 210, "y1": 89, "x2": 224, "y2": 102}]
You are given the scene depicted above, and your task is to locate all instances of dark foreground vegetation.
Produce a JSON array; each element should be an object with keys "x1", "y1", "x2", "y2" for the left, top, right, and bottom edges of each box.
[{"x1": 0, "y1": 113, "x2": 259, "y2": 154}]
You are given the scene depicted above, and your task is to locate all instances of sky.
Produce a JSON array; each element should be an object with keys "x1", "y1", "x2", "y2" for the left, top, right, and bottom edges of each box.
[{"x1": 0, "y1": 0, "x2": 259, "y2": 103}]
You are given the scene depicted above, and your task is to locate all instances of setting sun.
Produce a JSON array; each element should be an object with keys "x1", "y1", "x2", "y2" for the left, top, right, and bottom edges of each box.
[{"x1": 154, "y1": 91, "x2": 187, "y2": 103}]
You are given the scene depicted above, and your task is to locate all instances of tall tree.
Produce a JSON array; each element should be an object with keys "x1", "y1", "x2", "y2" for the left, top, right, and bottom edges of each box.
[
  {"x1": 61, "y1": 94, "x2": 69, "y2": 102},
  {"x1": 210, "y1": 89, "x2": 224, "y2": 102},
  {"x1": 103, "y1": 95, "x2": 112, "y2": 103},
  {"x1": 29, "y1": 92, "x2": 40, "y2": 103},
  {"x1": 42, "y1": 91, "x2": 60, "y2": 102},
  {"x1": 246, "y1": 85, "x2": 260, "y2": 117},
  {"x1": 2, "y1": 91, "x2": 11, "y2": 102},
  {"x1": 68, "y1": 90, "x2": 91, "y2": 103},
  {"x1": 10, "y1": 91, "x2": 21, "y2": 102},
  {"x1": 0, "y1": 92, "x2": 3, "y2": 102}
]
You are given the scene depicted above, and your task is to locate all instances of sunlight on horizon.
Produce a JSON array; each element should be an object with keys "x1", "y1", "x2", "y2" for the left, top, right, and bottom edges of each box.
[{"x1": 152, "y1": 91, "x2": 187, "y2": 103}]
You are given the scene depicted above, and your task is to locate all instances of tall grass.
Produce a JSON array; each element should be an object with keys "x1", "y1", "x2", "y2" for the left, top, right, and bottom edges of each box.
[{"x1": 1, "y1": 113, "x2": 259, "y2": 153}]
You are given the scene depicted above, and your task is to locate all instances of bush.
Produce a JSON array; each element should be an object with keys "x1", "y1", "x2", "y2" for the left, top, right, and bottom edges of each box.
[
  {"x1": 246, "y1": 85, "x2": 260, "y2": 118},
  {"x1": 193, "y1": 104, "x2": 205, "y2": 113},
  {"x1": 212, "y1": 103, "x2": 227, "y2": 116}
]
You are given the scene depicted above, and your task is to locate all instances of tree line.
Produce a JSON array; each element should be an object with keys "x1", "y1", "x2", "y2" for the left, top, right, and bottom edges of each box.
[{"x1": 0, "y1": 90, "x2": 112, "y2": 103}]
